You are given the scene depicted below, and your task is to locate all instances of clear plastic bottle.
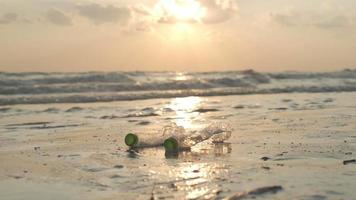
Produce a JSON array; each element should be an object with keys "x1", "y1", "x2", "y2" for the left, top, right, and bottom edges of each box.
[
  {"x1": 125, "y1": 123, "x2": 185, "y2": 148},
  {"x1": 164, "y1": 122, "x2": 232, "y2": 152},
  {"x1": 209, "y1": 123, "x2": 232, "y2": 143},
  {"x1": 125, "y1": 132, "x2": 166, "y2": 148}
]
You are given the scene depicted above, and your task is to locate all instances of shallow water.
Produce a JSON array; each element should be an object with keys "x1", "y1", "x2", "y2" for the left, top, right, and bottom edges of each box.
[{"x1": 0, "y1": 92, "x2": 355, "y2": 199}]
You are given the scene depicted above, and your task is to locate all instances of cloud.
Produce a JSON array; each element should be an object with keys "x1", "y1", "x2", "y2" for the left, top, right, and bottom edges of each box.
[
  {"x1": 271, "y1": 11, "x2": 353, "y2": 29},
  {"x1": 314, "y1": 15, "x2": 349, "y2": 29},
  {"x1": 157, "y1": 17, "x2": 198, "y2": 24},
  {"x1": 76, "y1": 3, "x2": 131, "y2": 25},
  {"x1": 153, "y1": 0, "x2": 203, "y2": 24},
  {"x1": 200, "y1": 0, "x2": 238, "y2": 24},
  {"x1": 134, "y1": 21, "x2": 153, "y2": 32},
  {"x1": 153, "y1": 0, "x2": 238, "y2": 24},
  {"x1": 0, "y1": 12, "x2": 18, "y2": 24},
  {"x1": 45, "y1": 9, "x2": 72, "y2": 26},
  {"x1": 132, "y1": 4, "x2": 152, "y2": 16}
]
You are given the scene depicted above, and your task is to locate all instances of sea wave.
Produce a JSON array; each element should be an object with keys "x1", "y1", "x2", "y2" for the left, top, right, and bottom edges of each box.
[{"x1": 0, "y1": 69, "x2": 355, "y2": 105}]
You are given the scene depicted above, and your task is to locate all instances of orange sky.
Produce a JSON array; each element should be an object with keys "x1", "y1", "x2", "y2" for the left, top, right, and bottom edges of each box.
[{"x1": 1, "y1": 0, "x2": 356, "y2": 72}]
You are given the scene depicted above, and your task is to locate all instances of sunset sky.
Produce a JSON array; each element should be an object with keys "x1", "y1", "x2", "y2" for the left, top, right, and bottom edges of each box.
[{"x1": 1, "y1": 0, "x2": 356, "y2": 72}]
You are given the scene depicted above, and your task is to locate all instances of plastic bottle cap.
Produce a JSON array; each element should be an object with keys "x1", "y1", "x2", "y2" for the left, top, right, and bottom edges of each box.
[
  {"x1": 164, "y1": 137, "x2": 178, "y2": 152},
  {"x1": 125, "y1": 133, "x2": 138, "y2": 146}
]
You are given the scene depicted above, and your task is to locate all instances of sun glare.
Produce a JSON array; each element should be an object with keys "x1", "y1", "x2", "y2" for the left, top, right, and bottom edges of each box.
[{"x1": 155, "y1": 0, "x2": 206, "y2": 22}]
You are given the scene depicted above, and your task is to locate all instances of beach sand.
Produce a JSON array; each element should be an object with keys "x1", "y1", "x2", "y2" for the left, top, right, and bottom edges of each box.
[{"x1": 0, "y1": 92, "x2": 355, "y2": 200}]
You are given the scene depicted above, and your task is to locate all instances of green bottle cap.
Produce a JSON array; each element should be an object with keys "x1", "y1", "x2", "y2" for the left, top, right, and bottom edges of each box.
[
  {"x1": 164, "y1": 137, "x2": 178, "y2": 152},
  {"x1": 125, "y1": 133, "x2": 138, "y2": 146}
]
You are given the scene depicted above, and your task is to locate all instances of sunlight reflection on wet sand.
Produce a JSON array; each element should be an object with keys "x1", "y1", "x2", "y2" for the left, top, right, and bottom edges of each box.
[
  {"x1": 146, "y1": 96, "x2": 230, "y2": 198},
  {"x1": 130, "y1": 142, "x2": 232, "y2": 199}
]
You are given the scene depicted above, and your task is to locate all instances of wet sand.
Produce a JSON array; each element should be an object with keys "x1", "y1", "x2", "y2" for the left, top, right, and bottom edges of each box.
[{"x1": 0, "y1": 92, "x2": 355, "y2": 199}]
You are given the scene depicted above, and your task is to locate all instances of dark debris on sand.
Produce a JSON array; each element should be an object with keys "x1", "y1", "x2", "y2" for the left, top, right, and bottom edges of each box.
[
  {"x1": 0, "y1": 107, "x2": 11, "y2": 112},
  {"x1": 192, "y1": 108, "x2": 220, "y2": 113},
  {"x1": 6, "y1": 122, "x2": 51, "y2": 127},
  {"x1": 261, "y1": 156, "x2": 271, "y2": 161},
  {"x1": 261, "y1": 166, "x2": 271, "y2": 170},
  {"x1": 123, "y1": 113, "x2": 159, "y2": 118},
  {"x1": 343, "y1": 159, "x2": 356, "y2": 165},
  {"x1": 136, "y1": 121, "x2": 151, "y2": 125},
  {"x1": 226, "y1": 185, "x2": 283, "y2": 200},
  {"x1": 113, "y1": 165, "x2": 124, "y2": 169},
  {"x1": 100, "y1": 115, "x2": 120, "y2": 119},
  {"x1": 65, "y1": 107, "x2": 84, "y2": 112}
]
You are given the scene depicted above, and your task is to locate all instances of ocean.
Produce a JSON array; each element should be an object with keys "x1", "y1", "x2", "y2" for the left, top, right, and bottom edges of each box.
[{"x1": 1, "y1": 69, "x2": 355, "y2": 105}]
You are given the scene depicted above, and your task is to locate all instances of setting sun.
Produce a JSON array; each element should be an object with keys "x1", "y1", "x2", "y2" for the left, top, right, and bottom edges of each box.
[{"x1": 155, "y1": 0, "x2": 206, "y2": 22}]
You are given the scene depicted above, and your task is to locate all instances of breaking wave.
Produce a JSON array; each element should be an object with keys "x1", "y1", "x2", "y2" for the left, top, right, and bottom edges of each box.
[{"x1": 0, "y1": 69, "x2": 355, "y2": 105}]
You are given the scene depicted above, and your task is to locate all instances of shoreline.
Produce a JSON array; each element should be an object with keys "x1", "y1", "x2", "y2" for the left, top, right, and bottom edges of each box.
[{"x1": 0, "y1": 92, "x2": 355, "y2": 199}]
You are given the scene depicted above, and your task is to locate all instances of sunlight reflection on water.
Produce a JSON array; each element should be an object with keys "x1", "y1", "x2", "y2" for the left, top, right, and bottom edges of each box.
[
  {"x1": 174, "y1": 72, "x2": 190, "y2": 81},
  {"x1": 167, "y1": 96, "x2": 202, "y2": 129}
]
